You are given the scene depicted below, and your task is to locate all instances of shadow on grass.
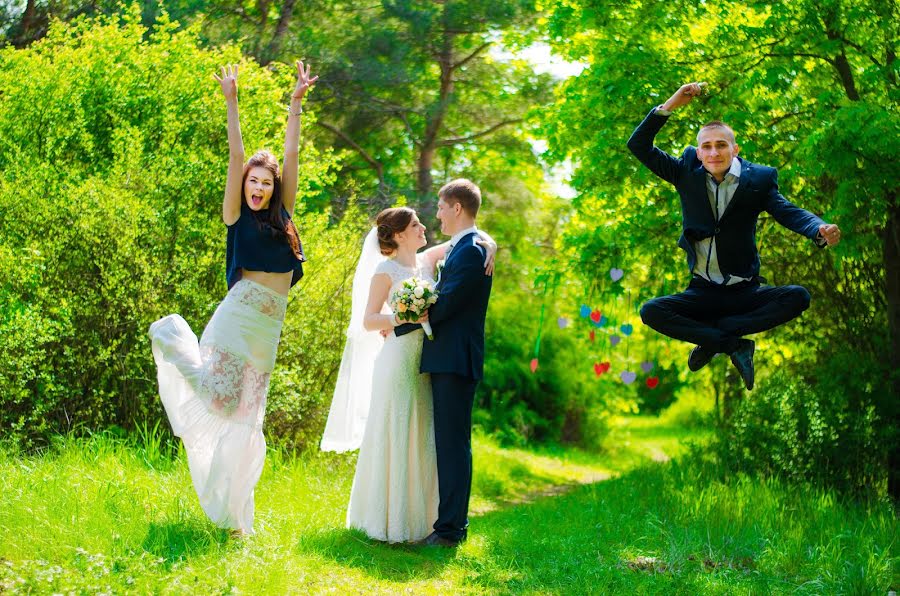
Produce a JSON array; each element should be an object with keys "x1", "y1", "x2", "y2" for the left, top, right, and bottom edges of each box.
[
  {"x1": 141, "y1": 520, "x2": 228, "y2": 564},
  {"x1": 303, "y1": 460, "x2": 895, "y2": 593},
  {"x1": 295, "y1": 527, "x2": 455, "y2": 582}
]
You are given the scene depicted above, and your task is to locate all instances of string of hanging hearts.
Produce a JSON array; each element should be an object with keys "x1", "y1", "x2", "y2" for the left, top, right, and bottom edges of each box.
[{"x1": 529, "y1": 265, "x2": 662, "y2": 389}]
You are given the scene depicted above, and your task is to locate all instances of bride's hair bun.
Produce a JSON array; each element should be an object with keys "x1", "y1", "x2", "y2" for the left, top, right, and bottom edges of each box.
[{"x1": 375, "y1": 207, "x2": 415, "y2": 255}]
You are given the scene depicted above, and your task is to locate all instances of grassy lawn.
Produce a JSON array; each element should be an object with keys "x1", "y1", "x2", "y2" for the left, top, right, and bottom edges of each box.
[{"x1": 0, "y1": 417, "x2": 895, "y2": 594}]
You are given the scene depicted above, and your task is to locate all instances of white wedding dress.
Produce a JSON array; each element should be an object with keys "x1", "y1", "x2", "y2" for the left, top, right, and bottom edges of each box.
[{"x1": 343, "y1": 255, "x2": 439, "y2": 543}]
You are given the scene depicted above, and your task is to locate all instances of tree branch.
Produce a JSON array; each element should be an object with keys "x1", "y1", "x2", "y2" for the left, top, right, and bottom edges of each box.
[
  {"x1": 451, "y1": 41, "x2": 492, "y2": 70},
  {"x1": 839, "y1": 34, "x2": 884, "y2": 68},
  {"x1": 435, "y1": 118, "x2": 523, "y2": 147},
  {"x1": 316, "y1": 121, "x2": 385, "y2": 185}
]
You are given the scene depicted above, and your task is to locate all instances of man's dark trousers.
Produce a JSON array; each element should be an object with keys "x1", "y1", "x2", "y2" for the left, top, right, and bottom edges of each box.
[
  {"x1": 431, "y1": 372, "x2": 478, "y2": 542},
  {"x1": 640, "y1": 277, "x2": 811, "y2": 354}
]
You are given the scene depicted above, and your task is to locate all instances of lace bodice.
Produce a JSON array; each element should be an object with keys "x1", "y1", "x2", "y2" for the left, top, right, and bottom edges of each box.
[{"x1": 375, "y1": 255, "x2": 435, "y2": 293}]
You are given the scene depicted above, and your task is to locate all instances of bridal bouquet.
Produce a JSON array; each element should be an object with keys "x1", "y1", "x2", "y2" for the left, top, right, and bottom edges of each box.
[{"x1": 390, "y1": 277, "x2": 439, "y2": 340}]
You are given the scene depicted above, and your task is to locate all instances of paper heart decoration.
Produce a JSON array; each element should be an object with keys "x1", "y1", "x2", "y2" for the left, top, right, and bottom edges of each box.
[
  {"x1": 589, "y1": 329, "x2": 596, "y2": 342},
  {"x1": 558, "y1": 317, "x2": 569, "y2": 329},
  {"x1": 599, "y1": 361, "x2": 611, "y2": 373},
  {"x1": 620, "y1": 370, "x2": 637, "y2": 384},
  {"x1": 610, "y1": 334, "x2": 621, "y2": 346},
  {"x1": 593, "y1": 362, "x2": 604, "y2": 376},
  {"x1": 579, "y1": 304, "x2": 591, "y2": 318},
  {"x1": 529, "y1": 358, "x2": 538, "y2": 373},
  {"x1": 610, "y1": 268, "x2": 624, "y2": 282},
  {"x1": 620, "y1": 324, "x2": 633, "y2": 336},
  {"x1": 646, "y1": 376, "x2": 659, "y2": 389},
  {"x1": 640, "y1": 361, "x2": 654, "y2": 373},
  {"x1": 590, "y1": 310, "x2": 602, "y2": 323},
  {"x1": 598, "y1": 315, "x2": 608, "y2": 327}
]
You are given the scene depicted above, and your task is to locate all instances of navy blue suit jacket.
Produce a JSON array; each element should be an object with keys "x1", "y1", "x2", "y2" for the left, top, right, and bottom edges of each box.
[
  {"x1": 395, "y1": 232, "x2": 492, "y2": 380},
  {"x1": 627, "y1": 109, "x2": 825, "y2": 281}
]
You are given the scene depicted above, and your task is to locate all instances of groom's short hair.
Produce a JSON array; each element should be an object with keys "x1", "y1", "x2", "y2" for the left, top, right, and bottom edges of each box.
[
  {"x1": 698, "y1": 121, "x2": 736, "y2": 145},
  {"x1": 438, "y1": 179, "x2": 481, "y2": 217}
]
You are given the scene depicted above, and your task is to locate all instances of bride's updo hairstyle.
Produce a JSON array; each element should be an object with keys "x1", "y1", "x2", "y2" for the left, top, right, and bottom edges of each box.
[{"x1": 375, "y1": 207, "x2": 415, "y2": 256}]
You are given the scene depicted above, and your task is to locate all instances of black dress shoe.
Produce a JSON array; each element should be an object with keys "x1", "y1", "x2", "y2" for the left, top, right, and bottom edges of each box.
[
  {"x1": 729, "y1": 339, "x2": 755, "y2": 391},
  {"x1": 688, "y1": 345, "x2": 717, "y2": 371},
  {"x1": 417, "y1": 532, "x2": 460, "y2": 547}
]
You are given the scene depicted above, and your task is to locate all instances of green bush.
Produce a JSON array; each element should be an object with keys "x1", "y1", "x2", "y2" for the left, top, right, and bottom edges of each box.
[
  {"x1": 714, "y1": 363, "x2": 888, "y2": 496},
  {"x1": 477, "y1": 290, "x2": 632, "y2": 450}
]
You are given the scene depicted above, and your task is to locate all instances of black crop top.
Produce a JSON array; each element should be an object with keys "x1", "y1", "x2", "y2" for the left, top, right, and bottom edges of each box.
[{"x1": 225, "y1": 202, "x2": 306, "y2": 289}]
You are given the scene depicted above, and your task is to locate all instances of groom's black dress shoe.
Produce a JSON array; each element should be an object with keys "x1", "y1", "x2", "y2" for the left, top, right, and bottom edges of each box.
[
  {"x1": 688, "y1": 345, "x2": 717, "y2": 371},
  {"x1": 417, "y1": 532, "x2": 460, "y2": 548},
  {"x1": 729, "y1": 339, "x2": 755, "y2": 391}
]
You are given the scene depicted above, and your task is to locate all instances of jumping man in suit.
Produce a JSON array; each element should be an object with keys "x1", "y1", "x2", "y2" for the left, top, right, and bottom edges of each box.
[{"x1": 627, "y1": 82, "x2": 842, "y2": 390}]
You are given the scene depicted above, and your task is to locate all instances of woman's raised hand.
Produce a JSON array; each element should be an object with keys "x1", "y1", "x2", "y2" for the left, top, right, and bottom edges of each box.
[
  {"x1": 291, "y1": 60, "x2": 319, "y2": 100},
  {"x1": 214, "y1": 64, "x2": 239, "y2": 101}
]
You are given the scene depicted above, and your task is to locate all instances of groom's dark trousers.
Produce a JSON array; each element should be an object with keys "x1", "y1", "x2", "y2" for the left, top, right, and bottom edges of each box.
[
  {"x1": 396, "y1": 231, "x2": 492, "y2": 542},
  {"x1": 627, "y1": 108, "x2": 825, "y2": 353},
  {"x1": 430, "y1": 372, "x2": 478, "y2": 541}
]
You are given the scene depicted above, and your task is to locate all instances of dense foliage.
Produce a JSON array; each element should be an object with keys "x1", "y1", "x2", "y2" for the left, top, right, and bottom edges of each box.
[{"x1": 542, "y1": 0, "x2": 898, "y2": 495}]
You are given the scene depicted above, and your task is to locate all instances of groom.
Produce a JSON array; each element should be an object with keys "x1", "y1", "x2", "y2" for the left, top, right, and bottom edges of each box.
[
  {"x1": 396, "y1": 179, "x2": 493, "y2": 547},
  {"x1": 627, "y1": 82, "x2": 842, "y2": 390}
]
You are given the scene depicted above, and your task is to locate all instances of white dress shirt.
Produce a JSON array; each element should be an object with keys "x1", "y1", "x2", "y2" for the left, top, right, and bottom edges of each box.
[{"x1": 692, "y1": 158, "x2": 751, "y2": 285}]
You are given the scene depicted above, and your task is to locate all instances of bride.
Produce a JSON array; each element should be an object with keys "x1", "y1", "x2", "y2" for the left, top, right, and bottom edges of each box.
[{"x1": 321, "y1": 206, "x2": 495, "y2": 543}]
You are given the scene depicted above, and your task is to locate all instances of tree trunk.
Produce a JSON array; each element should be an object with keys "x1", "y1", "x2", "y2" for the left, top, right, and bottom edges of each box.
[
  {"x1": 415, "y1": 15, "x2": 455, "y2": 240},
  {"x1": 12, "y1": 0, "x2": 41, "y2": 47},
  {"x1": 261, "y1": 0, "x2": 297, "y2": 65},
  {"x1": 883, "y1": 193, "x2": 900, "y2": 500}
]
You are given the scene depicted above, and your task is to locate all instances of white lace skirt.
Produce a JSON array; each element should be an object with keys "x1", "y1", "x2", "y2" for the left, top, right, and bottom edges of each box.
[
  {"x1": 149, "y1": 279, "x2": 287, "y2": 533},
  {"x1": 346, "y1": 328, "x2": 439, "y2": 543}
]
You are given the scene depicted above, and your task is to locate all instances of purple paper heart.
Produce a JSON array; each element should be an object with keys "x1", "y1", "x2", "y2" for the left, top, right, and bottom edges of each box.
[
  {"x1": 610, "y1": 268, "x2": 624, "y2": 282},
  {"x1": 620, "y1": 324, "x2": 633, "y2": 336},
  {"x1": 640, "y1": 361, "x2": 654, "y2": 373},
  {"x1": 558, "y1": 317, "x2": 569, "y2": 329},
  {"x1": 610, "y1": 334, "x2": 621, "y2": 346},
  {"x1": 620, "y1": 370, "x2": 637, "y2": 384}
]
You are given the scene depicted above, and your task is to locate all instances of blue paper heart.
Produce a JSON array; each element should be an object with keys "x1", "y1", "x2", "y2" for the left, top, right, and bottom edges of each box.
[
  {"x1": 620, "y1": 324, "x2": 633, "y2": 336},
  {"x1": 579, "y1": 304, "x2": 591, "y2": 318},
  {"x1": 599, "y1": 315, "x2": 608, "y2": 326}
]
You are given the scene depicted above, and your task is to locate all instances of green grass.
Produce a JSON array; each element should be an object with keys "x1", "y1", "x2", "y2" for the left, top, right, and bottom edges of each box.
[{"x1": 0, "y1": 417, "x2": 895, "y2": 594}]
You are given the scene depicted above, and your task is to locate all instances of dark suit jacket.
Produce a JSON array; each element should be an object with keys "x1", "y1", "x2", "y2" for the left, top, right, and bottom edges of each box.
[
  {"x1": 395, "y1": 232, "x2": 492, "y2": 380},
  {"x1": 627, "y1": 108, "x2": 825, "y2": 282}
]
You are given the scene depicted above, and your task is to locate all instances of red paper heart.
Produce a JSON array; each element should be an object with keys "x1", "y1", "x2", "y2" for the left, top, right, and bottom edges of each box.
[
  {"x1": 590, "y1": 309, "x2": 602, "y2": 323},
  {"x1": 646, "y1": 376, "x2": 659, "y2": 389},
  {"x1": 529, "y1": 358, "x2": 539, "y2": 373},
  {"x1": 593, "y1": 362, "x2": 603, "y2": 376},
  {"x1": 600, "y1": 362, "x2": 611, "y2": 373},
  {"x1": 589, "y1": 330, "x2": 596, "y2": 342}
]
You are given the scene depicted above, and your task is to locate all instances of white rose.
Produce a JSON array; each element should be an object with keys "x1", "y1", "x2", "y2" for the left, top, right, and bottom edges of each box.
[{"x1": 413, "y1": 286, "x2": 425, "y2": 298}]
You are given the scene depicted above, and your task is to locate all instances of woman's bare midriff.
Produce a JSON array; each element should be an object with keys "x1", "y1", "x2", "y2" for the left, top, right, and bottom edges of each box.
[{"x1": 240, "y1": 269, "x2": 292, "y2": 296}]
